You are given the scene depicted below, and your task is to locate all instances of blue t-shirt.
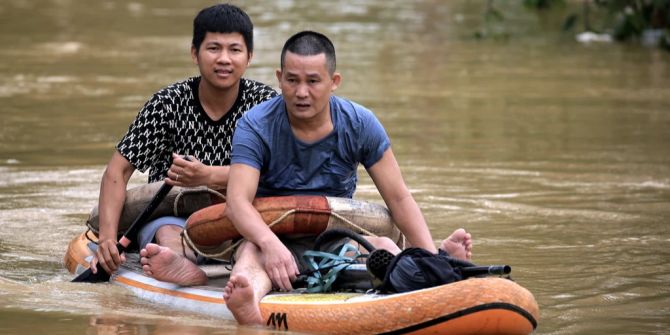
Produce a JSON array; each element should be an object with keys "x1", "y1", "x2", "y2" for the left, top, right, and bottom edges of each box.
[{"x1": 231, "y1": 95, "x2": 391, "y2": 198}]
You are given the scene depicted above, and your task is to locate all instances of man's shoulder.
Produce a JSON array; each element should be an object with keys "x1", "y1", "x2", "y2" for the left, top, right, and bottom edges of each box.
[
  {"x1": 152, "y1": 77, "x2": 198, "y2": 101},
  {"x1": 332, "y1": 95, "x2": 376, "y2": 121},
  {"x1": 240, "y1": 78, "x2": 278, "y2": 101},
  {"x1": 238, "y1": 95, "x2": 283, "y2": 127},
  {"x1": 248, "y1": 95, "x2": 283, "y2": 115},
  {"x1": 241, "y1": 78, "x2": 275, "y2": 93}
]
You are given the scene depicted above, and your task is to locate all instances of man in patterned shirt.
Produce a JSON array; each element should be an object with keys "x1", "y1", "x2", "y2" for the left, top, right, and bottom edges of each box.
[{"x1": 89, "y1": 4, "x2": 277, "y2": 286}]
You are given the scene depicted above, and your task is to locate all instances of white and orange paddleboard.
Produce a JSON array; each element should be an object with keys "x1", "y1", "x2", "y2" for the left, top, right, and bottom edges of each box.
[{"x1": 65, "y1": 229, "x2": 539, "y2": 334}]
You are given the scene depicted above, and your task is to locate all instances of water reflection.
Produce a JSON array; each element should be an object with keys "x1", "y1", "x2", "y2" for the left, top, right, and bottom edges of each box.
[{"x1": 88, "y1": 315, "x2": 223, "y2": 335}]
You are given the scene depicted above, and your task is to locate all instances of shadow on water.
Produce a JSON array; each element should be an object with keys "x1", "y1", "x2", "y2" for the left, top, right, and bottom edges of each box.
[{"x1": 0, "y1": 305, "x2": 252, "y2": 335}]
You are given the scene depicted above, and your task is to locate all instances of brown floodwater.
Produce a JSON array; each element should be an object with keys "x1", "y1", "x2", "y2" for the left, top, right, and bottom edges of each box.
[{"x1": 1, "y1": 1, "x2": 669, "y2": 334}]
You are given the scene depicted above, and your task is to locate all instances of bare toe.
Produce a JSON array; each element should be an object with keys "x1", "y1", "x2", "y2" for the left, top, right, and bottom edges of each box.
[
  {"x1": 142, "y1": 245, "x2": 206, "y2": 286},
  {"x1": 223, "y1": 275, "x2": 262, "y2": 325},
  {"x1": 440, "y1": 228, "x2": 472, "y2": 261}
]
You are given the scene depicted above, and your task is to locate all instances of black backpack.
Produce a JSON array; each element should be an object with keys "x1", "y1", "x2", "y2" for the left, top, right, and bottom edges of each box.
[
  {"x1": 369, "y1": 247, "x2": 471, "y2": 293},
  {"x1": 299, "y1": 228, "x2": 511, "y2": 293}
]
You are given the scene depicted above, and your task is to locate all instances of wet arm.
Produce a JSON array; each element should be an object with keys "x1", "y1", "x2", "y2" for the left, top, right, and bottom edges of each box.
[
  {"x1": 225, "y1": 163, "x2": 299, "y2": 289},
  {"x1": 224, "y1": 164, "x2": 272, "y2": 244},
  {"x1": 165, "y1": 153, "x2": 230, "y2": 190},
  {"x1": 96, "y1": 151, "x2": 135, "y2": 272},
  {"x1": 367, "y1": 148, "x2": 438, "y2": 253},
  {"x1": 204, "y1": 165, "x2": 230, "y2": 190}
]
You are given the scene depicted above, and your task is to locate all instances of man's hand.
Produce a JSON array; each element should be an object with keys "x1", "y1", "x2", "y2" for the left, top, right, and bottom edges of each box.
[
  {"x1": 90, "y1": 238, "x2": 126, "y2": 274},
  {"x1": 260, "y1": 239, "x2": 300, "y2": 291},
  {"x1": 166, "y1": 153, "x2": 210, "y2": 187}
]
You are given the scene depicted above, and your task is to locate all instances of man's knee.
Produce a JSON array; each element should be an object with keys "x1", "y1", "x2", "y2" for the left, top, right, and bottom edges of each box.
[
  {"x1": 366, "y1": 236, "x2": 400, "y2": 253},
  {"x1": 155, "y1": 224, "x2": 183, "y2": 243}
]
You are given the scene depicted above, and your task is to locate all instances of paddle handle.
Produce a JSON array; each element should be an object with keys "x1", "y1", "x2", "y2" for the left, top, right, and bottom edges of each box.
[
  {"x1": 461, "y1": 265, "x2": 511, "y2": 278},
  {"x1": 118, "y1": 155, "x2": 195, "y2": 250},
  {"x1": 72, "y1": 182, "x2": 174, "y2": 283},
  {"x1": 119, "y1": 181, "x2": 173, "y2": 250},
  {"x1": 72, "y1": 156, "x2": 192, "y2": 283},
  {"x1": 116, "y1": 237, "x2": 132, "y2": 254}
]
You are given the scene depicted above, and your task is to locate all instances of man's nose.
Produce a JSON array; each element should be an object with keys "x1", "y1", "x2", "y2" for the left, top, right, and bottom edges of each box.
[
  {"x1": 296, "y1": 83, "x2": 308, "y2": 98},
  {"x1": 217, "y1": 50, "x2": 231, "y2": 64}
]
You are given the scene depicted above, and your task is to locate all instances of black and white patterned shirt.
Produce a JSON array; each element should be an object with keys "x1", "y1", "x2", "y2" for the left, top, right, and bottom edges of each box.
[{"x1": 117, "y1": 77, "x2": 277, "y2": 182}]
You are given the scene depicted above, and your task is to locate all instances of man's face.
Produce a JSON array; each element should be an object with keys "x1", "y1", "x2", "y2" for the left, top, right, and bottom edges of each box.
[
  {"x1": 192, "y1": 32, "x2": 250, "y2": 90},
  {"x1": 276, "y1": 51, "x2": 340, "y2": 122}
]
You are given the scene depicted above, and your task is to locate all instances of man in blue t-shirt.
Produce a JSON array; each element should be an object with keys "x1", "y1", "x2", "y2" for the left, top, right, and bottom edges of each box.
[
  {"x1": 232, "y1": 89, "x2": 390, "y2": 199},
  {"x1": 222, "y1": 31, "x2": 473, "y2": 325}
]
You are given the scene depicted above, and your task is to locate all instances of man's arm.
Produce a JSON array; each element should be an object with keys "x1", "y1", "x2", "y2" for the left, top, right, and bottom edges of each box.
[
  {"x1": 225, "y1": 163, "x2": 300, "y2": 290},
  {"x1": 164, "y1": 153, "x2": 229, "y2": 190},
  {"x1": 93, "y1": 150, "x2": 136, "y2": 273},
  {"x1": 367, "y1": 148, "x2": 438, "y2": 253}
]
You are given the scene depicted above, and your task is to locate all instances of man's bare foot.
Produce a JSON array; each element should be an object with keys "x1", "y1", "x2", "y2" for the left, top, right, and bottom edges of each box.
[
  {"x1": 440, "y1": 228, "x2": 473, "y2": 260},
  {"x1": 139, "y1": 243, "x2": 207, "y2": 286},
  {"x1": 223, "y1": 275, "x2": 262, "y2": 325}
]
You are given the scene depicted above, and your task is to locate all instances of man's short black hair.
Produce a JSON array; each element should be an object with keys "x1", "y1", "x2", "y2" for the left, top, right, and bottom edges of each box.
[
  {"x1": 192, "y1": 4, "x2": 254, "y2": 54},
  {"x1": 281, "y1": 31, "x2": 336, "y2": 75}
]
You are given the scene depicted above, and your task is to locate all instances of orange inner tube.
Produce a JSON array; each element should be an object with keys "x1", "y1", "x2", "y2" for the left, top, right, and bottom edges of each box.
[{"x1": 185, "y1": 195, "x2": 333, "y2": 247}]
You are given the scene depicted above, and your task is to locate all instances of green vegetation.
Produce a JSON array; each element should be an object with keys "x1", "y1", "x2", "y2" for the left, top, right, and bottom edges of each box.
[
  {"x1": 560, "y1": 0, "x2": 670, "y2": 49},
  {"x1": 480, "y1": 0, "x2": 670, "y2": 50}
]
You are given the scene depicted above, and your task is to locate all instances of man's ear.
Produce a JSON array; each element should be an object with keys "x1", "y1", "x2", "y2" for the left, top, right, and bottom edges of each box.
[
  {"x1": 247, "y1": 51, "x2": 253, "y2": 65},
  {"x1": 191, "y1": 45, "x2": 198, "y2": 65},
  {"x1": 275, "y1": 69, "x2": 283, "y2": 84},
  {"x1": 331, "y1": 72, "x2": 342, "y2": 91}
]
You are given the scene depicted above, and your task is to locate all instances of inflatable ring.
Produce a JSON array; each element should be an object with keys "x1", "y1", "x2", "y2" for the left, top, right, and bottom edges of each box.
[
  {"x1": 183, "y1": 195, "x2": 403, "y2": 256},
  {"x1": 86, "y1": 181, "x2": 225, "y2": 236}
]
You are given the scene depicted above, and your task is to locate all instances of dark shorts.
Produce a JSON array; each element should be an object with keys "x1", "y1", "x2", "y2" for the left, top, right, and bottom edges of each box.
[{"x1": 136, "y1": 216, "x2": 186, "y2": 250}]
